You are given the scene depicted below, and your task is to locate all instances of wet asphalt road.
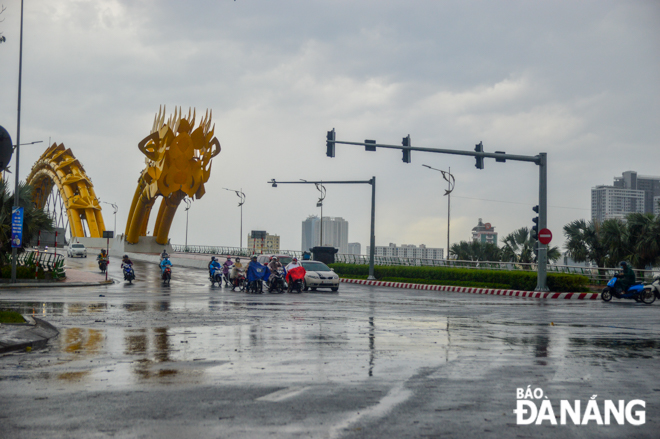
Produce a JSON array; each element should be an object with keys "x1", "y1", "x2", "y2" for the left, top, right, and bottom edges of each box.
[{"x1": 0, "y1": 256, "x2": 659, "y2": 438}]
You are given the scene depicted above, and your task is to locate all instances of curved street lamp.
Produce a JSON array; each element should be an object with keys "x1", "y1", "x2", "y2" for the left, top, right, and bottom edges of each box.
[
  {"x1": 423, "y1": 164, "x2": 455, "y2": 259},
  {"x1": 223, "y1": 187, "x2": 246, "y2": 248}
]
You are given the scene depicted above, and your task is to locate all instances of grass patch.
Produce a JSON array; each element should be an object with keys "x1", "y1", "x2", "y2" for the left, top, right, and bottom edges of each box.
[{"x1": 0, "y1": 310, "x2": 25, "y2": 324}]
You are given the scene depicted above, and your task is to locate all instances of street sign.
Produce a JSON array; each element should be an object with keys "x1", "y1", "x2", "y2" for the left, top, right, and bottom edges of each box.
[
  {"x1": 11, "y1": 207, "x2": 24, "y2": 248},
  {"x1": 538, "y1": 228, "x2": 552, "y2": 245}
]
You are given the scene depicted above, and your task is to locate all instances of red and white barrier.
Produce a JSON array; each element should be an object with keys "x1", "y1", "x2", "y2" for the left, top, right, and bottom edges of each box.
[{"x1": 340, "y1": 278, "x2": 599, "y2": 300}]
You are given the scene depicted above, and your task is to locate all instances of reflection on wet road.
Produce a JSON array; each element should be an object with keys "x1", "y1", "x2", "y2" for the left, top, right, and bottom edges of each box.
[{"x1": 1, "y1": 256, "x2": 659, "y2": 438}]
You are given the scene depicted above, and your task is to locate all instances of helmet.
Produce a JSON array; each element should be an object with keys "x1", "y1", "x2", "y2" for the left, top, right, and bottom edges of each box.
[
  {"x1": 251, "y1": 255, "x2": 257, "y2": 259},
  {"x1": 101, "y1": 249, "x2": 106, "y2": 254},
  {"x1": 273, "y1": 257, "x2": 278, "y2": 261},
  {"x1": 236, "y1": 257, "x2": 241, "y2": 262},
  {"x1": 619, "y1": 261, "x2": 627, "y2": 268},
  {"x1": 123, "y1": 254, "x2": 128, "y2": 259},
  {"x1": 293, "y1": 257, "x2": 298, "y2": 261},
  {"x1": 227, "y1": 256, "x2": 231, "y2": 260},
  {"x1": 211, "y1": 256, "x2": 216, "y2": 261}
]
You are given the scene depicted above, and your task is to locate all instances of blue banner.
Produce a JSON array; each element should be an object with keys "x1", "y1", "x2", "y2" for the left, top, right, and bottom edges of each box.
[{"x1": 11, "y1": 207, "x2": 24, "y2": 249}]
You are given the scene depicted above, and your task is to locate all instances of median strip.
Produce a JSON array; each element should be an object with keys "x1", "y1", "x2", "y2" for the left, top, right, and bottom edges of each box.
[{"x1": 340, "y1": 278, "x2": 599, "y2": 300}]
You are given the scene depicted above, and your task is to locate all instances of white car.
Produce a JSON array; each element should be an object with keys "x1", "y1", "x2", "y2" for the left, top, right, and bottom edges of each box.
[
  {"x1": 300, "y1": 260, "x2": 339, "y2": 292},
  {"x1": 67, "y1": 243, "x2": 87, "y2": 258}
]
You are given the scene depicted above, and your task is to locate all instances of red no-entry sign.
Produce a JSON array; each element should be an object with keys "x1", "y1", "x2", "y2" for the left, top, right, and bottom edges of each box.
[{"x1": 538, "y1": 228, "x2": 552, "y2": 245}]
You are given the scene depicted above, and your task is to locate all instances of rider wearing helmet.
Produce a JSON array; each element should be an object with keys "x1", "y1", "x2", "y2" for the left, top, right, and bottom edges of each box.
[
  {"x1": 268, "y1": 256, "x2": 282, "y2": 272},
  {"x1": 616, "y1": 261, "x2": 636, "y2": 293},
  {"x1": 121, "y1": 255, "x2": 133, "y2": 268},
  {"x1": 285, "y1": 257, "x2": 301, "y2": 271},
  {"x1": 230, "y1": 257, "x2": 244, "y2": 280},
  {"x1": 209, "y1": 256, "x2": 221, "y2": 277}
]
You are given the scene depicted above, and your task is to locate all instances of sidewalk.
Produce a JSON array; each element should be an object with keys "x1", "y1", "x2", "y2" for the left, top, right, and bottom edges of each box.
[
  {"x1": 0, "y1": 316, "x2": 59, "y2": 354},
  {"x1": 0, "y1": 268, "x2": 113, "y2": 289}
]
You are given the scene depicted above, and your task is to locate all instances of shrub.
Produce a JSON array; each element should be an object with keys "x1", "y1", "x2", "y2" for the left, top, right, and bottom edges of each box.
[{"x1": 329, "y1": 263, "x2": 589, "y2": 292}]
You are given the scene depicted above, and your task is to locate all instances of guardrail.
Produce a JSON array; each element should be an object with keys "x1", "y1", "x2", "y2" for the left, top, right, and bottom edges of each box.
[
  {"x1": 171, "y1": 244, "x2": 658, "y2": 285},
  {"x1": 18, "y1": 250, "x2": 66, "y2": 280}
]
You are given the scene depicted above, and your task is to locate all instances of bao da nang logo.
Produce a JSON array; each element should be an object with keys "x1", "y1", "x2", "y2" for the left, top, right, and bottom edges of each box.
[{"x1": 514, "y1": 386, "x2": 645, "y2": 426}]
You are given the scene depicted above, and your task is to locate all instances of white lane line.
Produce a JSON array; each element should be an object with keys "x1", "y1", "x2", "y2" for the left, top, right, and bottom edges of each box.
[
  {"x1": 328, "y1": 384, "x2": 412, "y2": 439},
  {"x1": 256, "y1": 386, "x2": 310, "y2": 402}
]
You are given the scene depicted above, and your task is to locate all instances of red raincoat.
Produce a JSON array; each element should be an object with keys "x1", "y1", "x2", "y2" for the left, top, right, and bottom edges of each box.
[{"x1": 286, "y1": 266, "x2": 306, "y2": 284}]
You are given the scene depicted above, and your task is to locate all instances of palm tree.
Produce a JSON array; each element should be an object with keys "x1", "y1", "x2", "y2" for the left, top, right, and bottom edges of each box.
[
  {"x1": 563, "y1": 219, "x2": 608, "y2": 269},
  {"x1": 600, "y1": 218, "x2": 631, "y2": 267},
  {"x1": 625, "y1": 212, "x2": 660, "y2": 269},
  {"x1": 449, "y1": 240, "x2": 501, "y2": 261},
  {"x1": 502, "y1": 227, "x2": 561, "y2": 264}
]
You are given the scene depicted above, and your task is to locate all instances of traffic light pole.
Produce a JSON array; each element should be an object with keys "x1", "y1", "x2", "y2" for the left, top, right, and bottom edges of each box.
[
  {"x1": 269, "y1": 177, "x2": 377, "y2": 280},
  {"x1": 327, "y1": 134, "x2": 549, "y2": 291}
]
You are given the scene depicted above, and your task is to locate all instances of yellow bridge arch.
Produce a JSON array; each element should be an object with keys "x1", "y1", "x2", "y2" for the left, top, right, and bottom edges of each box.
[{"x1": 26, "y1": 143, "x2": 106, "y2": 238}]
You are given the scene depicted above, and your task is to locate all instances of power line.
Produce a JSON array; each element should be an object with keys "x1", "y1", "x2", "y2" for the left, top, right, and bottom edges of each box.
[{"x1": 452, "y1": 195, "x2": 589, "y2": 211}]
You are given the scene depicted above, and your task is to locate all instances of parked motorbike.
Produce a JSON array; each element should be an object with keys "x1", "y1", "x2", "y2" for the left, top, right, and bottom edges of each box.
[
  {"x1": 642, "y1": 276, "x2": 659, "y2": 305},
  {"x1": 162, "y1": 267, "x2": 172, "y2": 285},
  {"x1": 209, "y1": 267, "x2": 223, "y2": 286},
  {"x1": 268, "y1": 268, "x2": 286, "y2": 294},
  {"x1": 601, "y1": 274, "x2": 654, "y2": 304},
  {"x1": 123, "y1": 265, "x2": 135, "y2": 283}
]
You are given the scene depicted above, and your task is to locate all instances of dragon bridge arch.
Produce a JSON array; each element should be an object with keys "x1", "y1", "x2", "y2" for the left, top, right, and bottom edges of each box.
[
  {"x1": 125, "y1": 106, "x2": 221, "y2": 245},
  {"x1": 26, "y1": 143, "x2": 106, "y2": 238}
]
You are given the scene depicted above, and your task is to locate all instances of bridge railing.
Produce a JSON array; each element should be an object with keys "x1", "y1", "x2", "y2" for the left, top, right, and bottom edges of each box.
[
  {"x1": 171, "y1": 244, "x2": 658, "y2": 285},
  {"x1": 18, "y1": 250, "x2": 66, "y2": 280}
]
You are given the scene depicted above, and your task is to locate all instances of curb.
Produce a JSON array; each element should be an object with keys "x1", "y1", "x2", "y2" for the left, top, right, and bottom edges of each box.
[
  {"x1": 340, "y1": 278, "x2": 599, "y2": 300},
  {"x1": 0, "y1": 316, "x2": 59, "y2": 354}
]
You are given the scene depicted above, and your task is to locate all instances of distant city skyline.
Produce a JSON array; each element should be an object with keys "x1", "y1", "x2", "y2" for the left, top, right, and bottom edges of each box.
[{"x1": 592, "y1": 171, "x2": 660, "y2": 222}]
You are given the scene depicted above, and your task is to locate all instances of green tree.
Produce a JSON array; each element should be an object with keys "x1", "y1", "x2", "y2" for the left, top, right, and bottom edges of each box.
[
  {"x1": 563, "y1": 219, "x2": 609, "y2": 270},
  {"x1": 449, "y1": 240, "x2": 501, "y2": 261},
  {"x1": 501, "y1": 227, "x2": 561, "y2": 264},
  {"x1": 625, "y1": 212, "x2": 660, "y2": 269},
  {"x1": 0, "y1": 179, "x2": 54, "y2": 264}
]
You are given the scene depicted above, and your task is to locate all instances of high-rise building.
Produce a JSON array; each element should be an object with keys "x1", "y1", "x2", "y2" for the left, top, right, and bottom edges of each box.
[
  {"x1": 301, "y1": 216, "x2": 349, "y2": 253},
  {"x1": 366, "y1": 243, "x2": 444, "y2": 260},
  {"x1": 592, "y1": 171, "x2": 660, "y2": 222},
  {"x1": 654, "y1": 196, "x2": 660, "y2": 216},
  {"x1": 471, "y1": 218, "x2": 497, "y2": 245},
  {"x1": 247, "y1": 230, "x2": 280, "y2": 253},
  {"x1": 591, "y1": 186, "x2": 645, "y2": 222},
  {"x1": 347, "y1": 242, "x2": 361, "y2": 255}
]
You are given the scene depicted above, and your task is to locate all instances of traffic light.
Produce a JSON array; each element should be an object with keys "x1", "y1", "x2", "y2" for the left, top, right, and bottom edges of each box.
[
  {"x1": 531, "y1": 205, "x2": 539, "y2": 240},
  {"x1": 402, "y1": 135, "x2": 411, "y2": 163},
  {"x1": 0, "y1": 125, "x2": 13, "y2": 172},
  {"x1": 326, "y1": 128, "x2": 335, "y2": 158},
  {"x1": 474, "y1": 141, "x2": 484, "y2": 169}
]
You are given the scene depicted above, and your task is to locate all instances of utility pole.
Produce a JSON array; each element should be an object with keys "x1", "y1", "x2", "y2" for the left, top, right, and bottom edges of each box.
[{"x1": 11, "y1": 0, "x2": 25, "y2": 283}]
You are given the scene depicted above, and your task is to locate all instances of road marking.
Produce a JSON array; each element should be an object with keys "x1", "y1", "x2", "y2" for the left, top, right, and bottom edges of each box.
[
  {"x1": 329, "y1": 383, "x2": 412, "y2": 438},
  {"x1": 256, "y1": 386, "x2": 310, "y2": 402}
]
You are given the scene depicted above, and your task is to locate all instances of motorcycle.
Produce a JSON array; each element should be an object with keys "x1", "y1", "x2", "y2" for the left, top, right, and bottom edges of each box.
[
  {"x1": 231, "y1": 268, "x2": 246, "y2": 292},
  {"x1": 222, "y1": 263, "x2": 233, "y2": 287},
  {"x1": 642, "y1": 276, "x2": 659, "y2": 305},
  {"x1": 601, "y1": 274, "x2": 654, "y2": 304},
  {"x1": 286, "y1": 266, "x2": 306, "y2": 294},
  {"x1": 246, "y1": 263, "x2": 269, "y2": 294},
  {"x1": 268, "y1": 268, "x2": 286, "y2": 294},
  {"x1": 162, "y1": 266, "x2": 172, "y2": 285},
  {"x1": 98, "y1": 258, "x2": 108, "y2": 273},
  {"x1": 209, "y1": 266, "x2": 223, "y2": 286},
  {"x1": 123, "y1": 265, "x2": 135, "y2": 283}
]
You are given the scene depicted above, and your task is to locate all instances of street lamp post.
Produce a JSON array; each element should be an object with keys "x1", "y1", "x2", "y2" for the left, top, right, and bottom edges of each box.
[
  {"x1": 102, "y1": 202, "x2": 118, "y2": 236},
  {"x1": 269, "y1": 177, "x2": 377, "y2": 280},
  {"x1": 183, "y1": 197, "x2": 191, "y2": 252},
  {"x1": 422, "y1": 165, "x2": 455, "y2": 259},
  {"x1": 223, "y1": 188, "x2": 245, "y2": 249},
  {"x1": 11, "y1": 0, "x2": 25, "y2": 283}
]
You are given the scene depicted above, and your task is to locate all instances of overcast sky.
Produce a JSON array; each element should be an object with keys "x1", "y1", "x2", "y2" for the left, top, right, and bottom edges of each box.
[{"x1": 1, "y1": 0, "x2": 659, "y2": 254}]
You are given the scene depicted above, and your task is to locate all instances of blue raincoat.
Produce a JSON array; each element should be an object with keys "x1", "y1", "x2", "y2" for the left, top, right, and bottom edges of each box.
[{"x1": 247, "y1": 262, "x2": 270, "y2": 282}]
